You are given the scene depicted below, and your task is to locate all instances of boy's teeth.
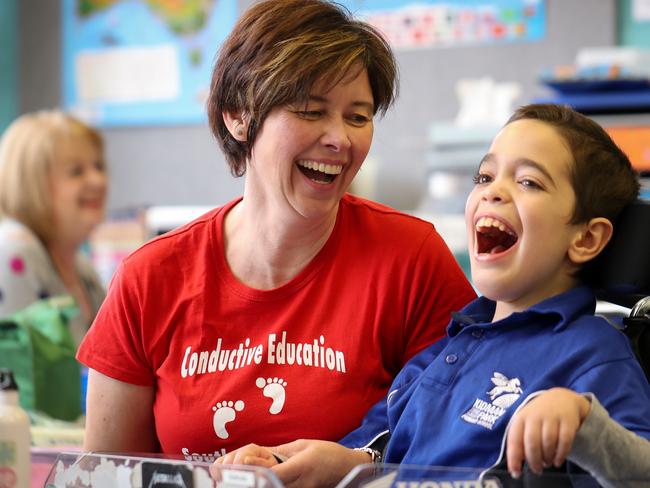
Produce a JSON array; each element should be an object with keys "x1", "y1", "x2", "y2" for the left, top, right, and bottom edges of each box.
[
  {"x1": 297, "y1": 160, "x2": 342, "y2": 175},
  {"x1": 475, "y1": 216, "x2": 514, "y2": 235}
]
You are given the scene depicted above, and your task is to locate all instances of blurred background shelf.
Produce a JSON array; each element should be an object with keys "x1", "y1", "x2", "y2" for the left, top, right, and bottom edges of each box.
[{"x1": 535, "y1": 90, "x2": 650, "y2": 115}]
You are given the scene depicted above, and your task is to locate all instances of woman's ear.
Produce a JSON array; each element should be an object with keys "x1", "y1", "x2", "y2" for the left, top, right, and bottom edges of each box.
[
  {"x1": 222, "y1": 111, "x2": 248, "y2": 141},
  {"x1": 567, "y1": 217, "x2": 613, "y2": 265}
]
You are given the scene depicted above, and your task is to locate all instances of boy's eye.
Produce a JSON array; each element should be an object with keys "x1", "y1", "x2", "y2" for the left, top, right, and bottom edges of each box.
[
  {"x1": 519, "y1": 178, "x2": 543, "y2": 190},
  {"x1": 472, "y1": 173, "x2": 492, "y2": 185}
]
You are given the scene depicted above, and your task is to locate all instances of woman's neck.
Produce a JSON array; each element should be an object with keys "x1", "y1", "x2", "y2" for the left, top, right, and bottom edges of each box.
[
  {"x1": 47, "y1": 241, "x2": 79, "y2": 279},
  {"x1": 224, "y1": 198, "x2": 338, "y2": 290},
  {"x1": 47, "y1": 240, "x2": 94, "y2": 322}
]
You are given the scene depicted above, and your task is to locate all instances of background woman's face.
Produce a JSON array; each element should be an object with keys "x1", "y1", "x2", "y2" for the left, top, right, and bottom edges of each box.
[
  {"x1": 246, "y1": 66, "x2": 374, "y2": 220},
  {"x1": 49, "y1": 135, "x2": 108, "y2": 245}
]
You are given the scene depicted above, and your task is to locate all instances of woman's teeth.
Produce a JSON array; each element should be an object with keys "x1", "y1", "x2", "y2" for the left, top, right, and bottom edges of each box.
[{"x1": 297, "y1": 160, "x2": 342, "y2": 175}]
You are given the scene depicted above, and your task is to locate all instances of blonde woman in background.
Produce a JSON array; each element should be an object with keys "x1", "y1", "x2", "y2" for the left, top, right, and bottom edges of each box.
[{"x1": 0, "y1": 110, "x2": 108, "y2": 345}]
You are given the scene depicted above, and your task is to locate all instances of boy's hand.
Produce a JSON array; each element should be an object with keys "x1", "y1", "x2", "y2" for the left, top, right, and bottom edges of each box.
[
  {"x1": 210, "y1": 440, "x2": 370, "y2": 488},
  {"x1": 506, "y1": 388, "x2": 591, "y2": 478}
]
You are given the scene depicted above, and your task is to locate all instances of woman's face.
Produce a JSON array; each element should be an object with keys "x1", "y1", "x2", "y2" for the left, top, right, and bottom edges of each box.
[
  {"x1": 49, "y1": 135, "x2": 108, "y2": 246},
  {"x1": 246, "y1": 67, "x2": 374, "y2": 221}
]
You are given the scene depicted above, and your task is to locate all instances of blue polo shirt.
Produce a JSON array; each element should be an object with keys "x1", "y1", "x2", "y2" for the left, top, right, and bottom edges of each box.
[{"x1": 383, "y1": 285, "x2": 650, "y2": 468}]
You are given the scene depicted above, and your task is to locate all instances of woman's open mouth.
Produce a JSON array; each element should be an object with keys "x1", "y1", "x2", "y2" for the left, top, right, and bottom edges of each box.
[
  {"x1": 296, "y1": 160, "x2": 342, "y2": 185},
  {"x1": 475, "y1": 216, "x2": 518, "y2": 255}
]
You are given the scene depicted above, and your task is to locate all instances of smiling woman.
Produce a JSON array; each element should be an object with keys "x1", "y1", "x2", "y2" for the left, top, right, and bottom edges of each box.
[
  {"x1": 0, "y1": 110, "x2": 108, "y2": 344},
  {"x1": 77, "y1": 0, "x2": 476, "y2": 473}
]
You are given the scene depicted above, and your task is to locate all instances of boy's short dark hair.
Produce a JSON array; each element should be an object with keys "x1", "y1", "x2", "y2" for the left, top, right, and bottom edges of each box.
[
  {"x1": 508, "y1": 104, "x2": 640, "y2": 225},
  {"x1": 509, "y1": 104, "x2": 640, "y2": 287},
  {"x1": 207, "y1": 0, "x2": 398, "y2": 177}
]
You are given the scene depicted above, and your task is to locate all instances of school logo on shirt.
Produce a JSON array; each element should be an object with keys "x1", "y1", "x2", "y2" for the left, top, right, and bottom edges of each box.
[{"x1": 461, "y1": 372, "x2": 523, "y2": 430}]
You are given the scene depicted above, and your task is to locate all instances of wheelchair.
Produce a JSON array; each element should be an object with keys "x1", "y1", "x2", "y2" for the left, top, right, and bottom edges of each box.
[{"x1": 591, "y1": 198, "x2": 650, "y2": 382}]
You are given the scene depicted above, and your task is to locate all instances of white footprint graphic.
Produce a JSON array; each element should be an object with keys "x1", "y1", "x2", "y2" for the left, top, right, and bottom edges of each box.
[
  {"x1": 212, "y1": 400, "x2": 244, "y2": 439},
  {"x1": 256, "y1": 377, "x2": 287, "y2": 414}
]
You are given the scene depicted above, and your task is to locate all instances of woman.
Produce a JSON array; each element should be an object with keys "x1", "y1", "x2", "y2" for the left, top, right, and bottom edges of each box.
[
  {"x1": 0, "y1": 110, "x2": 108, "y2": 345},
  {"x1": 78, "y1": 0, "x2": 475, "y2": 460}
]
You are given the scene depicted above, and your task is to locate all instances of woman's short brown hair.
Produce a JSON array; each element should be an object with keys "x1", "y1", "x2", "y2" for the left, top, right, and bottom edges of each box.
[
  {"x1": 0, "y1": 110, "x2": 104, "y2": 242},
  {"x1": 207, "y1": 0, "x2": 398, "y2": 176}
]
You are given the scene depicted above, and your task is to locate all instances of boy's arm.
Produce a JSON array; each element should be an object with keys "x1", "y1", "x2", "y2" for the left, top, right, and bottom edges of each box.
[
  {"x1": 505, "y1": 388, "x2": 650, "y2": 486},
  {"x1": 569, "y1": 394, "x2": 650, "y2": 488},
  {"x1": 339, "y1": 337, "x2": 447, "y2": 450},
  {"x1": 505, "y1": 388, "x2": 589, "y2": 477}
]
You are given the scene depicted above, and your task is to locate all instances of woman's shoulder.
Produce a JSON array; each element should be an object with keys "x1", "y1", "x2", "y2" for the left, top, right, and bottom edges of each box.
[
  {"x1": 341, "y1": 194, "x2": 435, "y2": 233},
  {"x1": 0, "y1": 218, "x2": 46, "y2": 256},
  {"x1": 119, "y1": 206, "x2": 223, "y2": 270}
]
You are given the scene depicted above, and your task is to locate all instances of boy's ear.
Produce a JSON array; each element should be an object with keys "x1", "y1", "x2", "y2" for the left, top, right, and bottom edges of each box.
[
  {"x1": 222, "y1": 111, "x2": 248, "y2": 141},
  {"x1": 567, "y1": 217, "x2": 613, "y2": 265}
]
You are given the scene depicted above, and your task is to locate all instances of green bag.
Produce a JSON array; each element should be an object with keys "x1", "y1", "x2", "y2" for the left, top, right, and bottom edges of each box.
[{"x1": 0, "y1": 296, "x2": 81, "y2": 421}]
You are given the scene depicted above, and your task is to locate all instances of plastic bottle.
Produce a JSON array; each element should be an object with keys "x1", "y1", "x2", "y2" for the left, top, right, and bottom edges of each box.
[{"x1": 0, "y1": 369, "x2": 31, "y2": 488}]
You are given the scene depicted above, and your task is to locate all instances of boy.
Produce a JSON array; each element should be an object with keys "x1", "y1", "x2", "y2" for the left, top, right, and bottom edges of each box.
[{"x1": 213, "y1": 104, "x2": 650, "y2": 487}]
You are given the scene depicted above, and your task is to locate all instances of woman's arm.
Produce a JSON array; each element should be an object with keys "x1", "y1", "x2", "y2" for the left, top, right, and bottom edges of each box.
[
  {"x1": 213, "y1": 440, "x2": 371, "y2": 488},
  {"x1": 83, "y1": 369, "x2": 158, "y2": 453}
]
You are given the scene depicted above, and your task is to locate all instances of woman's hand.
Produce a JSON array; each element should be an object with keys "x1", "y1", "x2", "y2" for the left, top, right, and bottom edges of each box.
[
  {"x1": 506, "y1": 387, "x2": 591, "y2": 478},
  {"x1": 211, "y1": 443, "x2": 280, "y2": 474},
  {"x1": 212, "y1": 440, "x2": 370, "y2": 488},
  {"x1": 272, "y1": 440, "x2": 370, "y2": 488}
]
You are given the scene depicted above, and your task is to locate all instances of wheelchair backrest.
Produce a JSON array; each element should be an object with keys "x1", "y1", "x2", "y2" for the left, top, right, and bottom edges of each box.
[{"x1": 589, "y1": 198, "x2": 650, "y2": 380}]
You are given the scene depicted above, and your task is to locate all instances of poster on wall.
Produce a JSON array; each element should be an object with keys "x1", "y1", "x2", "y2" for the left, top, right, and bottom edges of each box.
[
  {"x1": 340, "y1": 0, "x2": 545, "y2": 50},
  {"x1": 62, "y1": 0, "x2": 237, "y2": 127}
]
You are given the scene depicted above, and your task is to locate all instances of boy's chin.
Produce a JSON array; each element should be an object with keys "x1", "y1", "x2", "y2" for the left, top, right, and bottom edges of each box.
[{"x1": 470, "y1": 274, "x2": 510, "y2": 302}]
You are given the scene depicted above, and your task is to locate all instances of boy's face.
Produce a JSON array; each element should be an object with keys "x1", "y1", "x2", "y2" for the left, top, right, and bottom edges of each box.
[{"x1": 465, "y1": 118, "x2": 585, "y2": 317}]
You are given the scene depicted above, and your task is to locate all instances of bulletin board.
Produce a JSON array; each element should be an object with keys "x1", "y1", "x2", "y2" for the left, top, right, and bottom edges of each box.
[
  {"x1": 61, "y1": 0, "x2": 238, "y2": 127},
  {"x1": 342, "y1": 0, "x2": 546, "y2": 50}
]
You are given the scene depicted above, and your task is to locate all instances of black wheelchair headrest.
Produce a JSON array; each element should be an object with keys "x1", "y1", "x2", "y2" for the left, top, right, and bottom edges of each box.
[{"x1": 589, "y1": 199, "x2": 650, "y2": 309}]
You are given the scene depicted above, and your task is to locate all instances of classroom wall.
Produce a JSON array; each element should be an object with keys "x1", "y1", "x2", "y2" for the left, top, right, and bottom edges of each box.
[
  {"x1": 619, "y1": 0, "x2": 650, "y2": 45},
  {"x1": 0, "y1": 0, "x2": 17, "y2": 133},
  {"x1": 18, "y1": 0, "x2": 617, "y2": 212}
]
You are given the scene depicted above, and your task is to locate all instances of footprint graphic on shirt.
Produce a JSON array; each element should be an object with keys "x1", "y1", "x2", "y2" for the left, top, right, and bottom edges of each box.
[
  {"x1": 212, "y1": 400, "x2": 244, "y2": 439},
  {"x1": 256, "y1": 377, "x2": 287, "y2": 414}
]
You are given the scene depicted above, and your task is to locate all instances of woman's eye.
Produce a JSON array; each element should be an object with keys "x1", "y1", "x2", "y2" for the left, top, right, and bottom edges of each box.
[
  {"x1": 472, "y1": 173, "x2": 491, "y2": 185},
  {"x1": 348, "y1": 114, "x2": 371, "y2": 126},
  {"x1": 68, "y1": 166, "x2": 84, "y2": 177},
  {"x1": 296, "y1": 110, "x2": 322, "y2": 120}
]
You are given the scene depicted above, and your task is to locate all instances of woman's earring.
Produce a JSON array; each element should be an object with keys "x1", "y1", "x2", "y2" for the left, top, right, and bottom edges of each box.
[{"x1": 236, "y1": 128, "x2": 244, "y2": 137}]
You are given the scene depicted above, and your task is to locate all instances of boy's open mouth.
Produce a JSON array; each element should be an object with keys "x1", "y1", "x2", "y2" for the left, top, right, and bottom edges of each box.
[
  {"x1": 297, "y1": 160, "x2": 342, "y2": 185},
  {"x1": 475, "y1": 216, "x2": 518, "y2": 255}
]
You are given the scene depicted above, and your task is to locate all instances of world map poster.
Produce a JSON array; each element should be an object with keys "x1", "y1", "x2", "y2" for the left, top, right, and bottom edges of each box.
[{"x1": 62, "y1": 0, "x2": 237, "y2": 127}]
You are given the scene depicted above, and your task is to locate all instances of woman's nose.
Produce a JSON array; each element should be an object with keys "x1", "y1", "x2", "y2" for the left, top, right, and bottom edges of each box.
[
  {"x1": 88, "y1": 166, "x2": 108, "y2": 188},
  {"x1": 320, "y1": 118, "x2": 351, "y2": 152}
]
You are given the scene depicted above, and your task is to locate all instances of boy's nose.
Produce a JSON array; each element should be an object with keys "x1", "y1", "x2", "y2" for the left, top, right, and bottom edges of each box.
[{"x1": 481, "y1": 182, "x2": 508, "y2": 203}]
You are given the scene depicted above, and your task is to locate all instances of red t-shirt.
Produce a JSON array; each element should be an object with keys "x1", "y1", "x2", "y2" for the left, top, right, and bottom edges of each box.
[{"x1": 77, "y1": 194, "x2": 475, "y2": 461}]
